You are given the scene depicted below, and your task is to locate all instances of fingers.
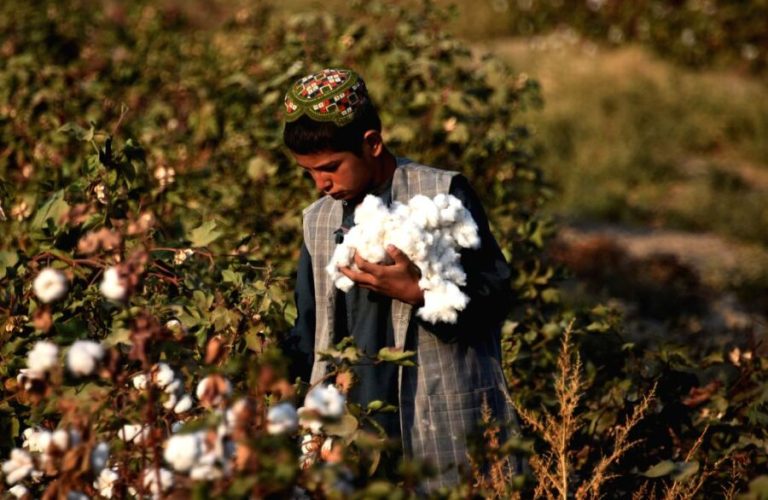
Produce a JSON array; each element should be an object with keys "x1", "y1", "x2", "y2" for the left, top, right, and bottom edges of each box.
[
  {"x1": 353, "y1": 252, "x2": 380, "y2": 275},
  {"x1": 338, "y1": 265, "x2": 376, "y2": 287},
  {"x1": 385, "y1": 244, "x2": 409, "y2": 265}
]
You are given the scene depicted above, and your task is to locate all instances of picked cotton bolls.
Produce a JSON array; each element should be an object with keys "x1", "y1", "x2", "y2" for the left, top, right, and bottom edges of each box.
[
  {"x1": 100, "y1": 266, "x2": 127, "y2": 301},
  {"x1": 66, "y1": 340, "x2": 104, "y2": 376},
  {"x1": 2, "y1": 449, "x2": 34, "y2": 484},
  {"x1": 142, "y1": 467, "x2": 174, "y2": 496},
  {"x1": 267, "y1": 402, "x2": 299, "y2": 435},
  {"x1": 163, "y1": 433, "x2": 201, "y2": 472},
  {"x1": 94, "y1": 468, "x2": 118, "y2": 499},
  {"x1": 33, "y1": 268, "x2": 68, "y2": 303},
  {"x1": 327, "y1": 193, "x2": 480, "y2": 324},
  {"x1": 26, "y1": 341, "x2": 59, "y2": 373}
]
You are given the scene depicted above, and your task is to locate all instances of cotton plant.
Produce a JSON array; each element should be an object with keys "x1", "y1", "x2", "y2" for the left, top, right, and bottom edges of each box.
[
  {"x1": 327, "y1": 193, "x2": 480, "y2": 324},
  {"x1": 4, "y1": 426, "x2": 84, "y2": 489},
  {"x1": 131, "y1": 362, "x2": 194, "y2": 414},
  {"x1": 160, "y1": 391, "x2": 244, "y2": 481},
  {"x1": 296, "y1": 384, "x2": 347, "y2": 468}
]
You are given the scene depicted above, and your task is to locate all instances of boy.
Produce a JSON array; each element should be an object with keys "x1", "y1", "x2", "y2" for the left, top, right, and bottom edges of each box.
[{"x1": 284, "y1": 68, "x2": 519, "y2": 489}]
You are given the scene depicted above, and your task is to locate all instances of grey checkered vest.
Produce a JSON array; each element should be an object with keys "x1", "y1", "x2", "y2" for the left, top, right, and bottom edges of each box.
[{"x1": 302, "y1": 159, "x2": 519, "y2": 489}]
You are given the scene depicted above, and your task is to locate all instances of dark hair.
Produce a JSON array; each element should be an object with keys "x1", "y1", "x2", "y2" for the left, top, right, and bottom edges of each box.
[{"x1": 282, "y1": 100, "x2": 382, "y2": 156}]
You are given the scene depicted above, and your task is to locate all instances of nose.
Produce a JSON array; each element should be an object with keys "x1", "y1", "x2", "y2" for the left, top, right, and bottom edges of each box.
[{"x1": 313, "y1": 173, "x2": 332, "y2": 193}]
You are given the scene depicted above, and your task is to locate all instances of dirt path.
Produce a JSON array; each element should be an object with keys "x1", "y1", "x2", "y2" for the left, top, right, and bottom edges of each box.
[
  {"x1": 557, "y1": 222, "x2": 768, "y2": 289},
  {"x1": 554, "y1": 221, "x2": 768, "y2": 339}
]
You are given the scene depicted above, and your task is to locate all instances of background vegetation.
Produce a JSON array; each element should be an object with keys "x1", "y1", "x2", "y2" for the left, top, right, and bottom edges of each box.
[{"x1": 1, "y1": 0, "x2": 767, "y2": 498}]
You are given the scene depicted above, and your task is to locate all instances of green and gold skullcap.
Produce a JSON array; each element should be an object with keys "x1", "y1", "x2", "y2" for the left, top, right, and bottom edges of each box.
[{"x1": 284, "y1": 68, "x2": 369, "y2": 127}]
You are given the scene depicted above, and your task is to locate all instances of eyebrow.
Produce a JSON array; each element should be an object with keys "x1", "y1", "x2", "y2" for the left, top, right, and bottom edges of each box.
[{"x1": 301, "y1": 160, "x2": 340, "y2": 171}]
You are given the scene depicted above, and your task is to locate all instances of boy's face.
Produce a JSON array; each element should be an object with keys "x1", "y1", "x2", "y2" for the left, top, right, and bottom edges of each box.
[
  {"x1": 292, "y1": 130, "x2": 383, "y2": 202},
  {"x1": 293, "y1": 149, "x2": 375, "y2": 202}
]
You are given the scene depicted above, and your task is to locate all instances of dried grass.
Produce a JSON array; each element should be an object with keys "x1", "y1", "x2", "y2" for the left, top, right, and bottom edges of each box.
[{"x1": 514, "y1": 320, "x2": 656, "y2": 499}]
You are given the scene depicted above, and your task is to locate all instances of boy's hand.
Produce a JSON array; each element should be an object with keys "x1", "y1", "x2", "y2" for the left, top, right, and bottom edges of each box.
[{"x1": 339, "y1": 245, "x2": 424, "y2": 306}]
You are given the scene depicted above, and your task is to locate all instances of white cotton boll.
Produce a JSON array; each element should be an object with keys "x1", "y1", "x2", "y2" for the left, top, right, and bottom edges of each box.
[
  {"x1": 225, "y1": 398, "x2": 249, "y2": 429},
  {"x1": 51, "y1": 429, "x2": 70, "y2": 451},
  {"x1": 94, "y1": 468, "x2": 118, "y2": 499},
  {"x1": 8, "y1": 484, "x2": 28, "y2": 498},
  {"x1": 408, "y1": 195, "x2": 440, "y2": 229},
  {"x1": 173, "y1": 394, "x2": 193, "y2": 414},
  {"x1": 91, "y1": 441, "x2": 109, "y2": 474},
  {"x1": 418, "y1": 282, "x2": 469, "y2": 324},
  {"x1": 132, "y1": 373, "x2": 148, "y2": 390},
  {"x1": 164, "y1": 379, "x2": 182, "y2": 396},
  {"x1": 33, "y1": 268, "x2": 68, "y2": 303},
  {"x1": 189, "y1": 464, "x2": 223, "y2": 481},
  {"x1": 267, "y1": 402, "x2": 299, "y2": 435},
  {"x1": 453, "y1": 218, "x2": 480, "y2": 249},
  {"x1": 119, "y1": 424, "x2": 149, "y2": 444},
  {"x1": 27, "y1": 341, "x2": 59, "y2": 373},
  {"x1": 163, "y1": 393, "x2": 178, "y2": 411},
  {"x1": 353, "y1": 195, "x2": 385, "y2": 225},
  {"x1": 66, "y1": 340, "x2": 104, "y2": 376},
  {"x1": 163, "y1": 433, "x2": 201, "y2": 472},
  {"x1": 152, "y1": 363, "x2": 175, "y2": 389},
  {"x1": 2, "y1": 449, "x2": 34, "y2": 485},
  {"x1": 195, "y1": 375, "x2": 232, "y2": 407},
  {"x1": 142, "y1": 467, "x2": 174, "y2": 496},
  {"x1": 334, "y1": 275, "x2": 355, "y2": 292},
  {"x1": 22, "y1": 428, "x2": 52, "y2": 454},
  {"x1": 99, "y1": 267, "x2": 126, "y2": 301},
  {"x1": 303, "y1": 384, "x2": 345, "y2": 419}
]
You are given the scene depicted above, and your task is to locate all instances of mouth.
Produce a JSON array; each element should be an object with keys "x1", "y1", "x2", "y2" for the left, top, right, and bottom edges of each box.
[{"x1": 329, "y1": 192, "x2": 346, "y2": 200}]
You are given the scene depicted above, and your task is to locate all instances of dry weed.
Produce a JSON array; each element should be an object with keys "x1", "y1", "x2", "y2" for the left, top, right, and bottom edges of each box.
[{"x1": 514, "y1": 320, "x2": 656, "y2": 499}]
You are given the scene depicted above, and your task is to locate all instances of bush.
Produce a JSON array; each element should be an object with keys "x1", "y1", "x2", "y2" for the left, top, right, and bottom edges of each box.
[{"x1": 498, "y1": 0, "x2": 768, "y2": 75}]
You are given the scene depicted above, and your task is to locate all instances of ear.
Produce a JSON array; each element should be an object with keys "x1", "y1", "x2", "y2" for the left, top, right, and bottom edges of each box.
[{"x1": 362, "y1": 130, "x2": 384, "y2": 158}]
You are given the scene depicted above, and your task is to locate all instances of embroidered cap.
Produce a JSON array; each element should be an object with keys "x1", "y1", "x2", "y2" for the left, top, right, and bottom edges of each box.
[{"x1": 284, "y1": 68, "x2": 370, "y2": 127}]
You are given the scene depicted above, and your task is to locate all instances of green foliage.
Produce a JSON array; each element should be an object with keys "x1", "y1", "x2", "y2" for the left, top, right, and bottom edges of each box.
[{"x1": 499, "y1": 0, "x2": 768, "y2": 75}]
